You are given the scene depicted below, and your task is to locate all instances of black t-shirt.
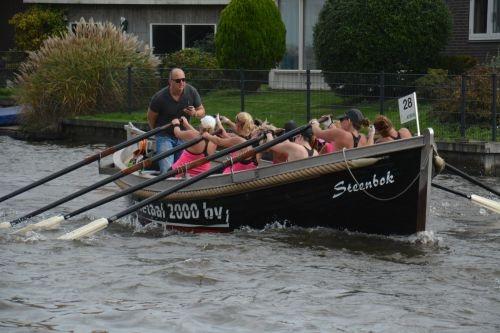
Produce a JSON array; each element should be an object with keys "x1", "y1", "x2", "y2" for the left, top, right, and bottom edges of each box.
[{"x1": 149, "y1": 84, "x2": 202, "y2": 136}]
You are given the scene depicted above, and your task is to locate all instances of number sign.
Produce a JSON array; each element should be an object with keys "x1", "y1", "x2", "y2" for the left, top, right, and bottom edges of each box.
[
  {"x1": 398, "y1": 92, "x2": 420, "y2": 135},
  {"x1": 398, "y1": 92, "x2": 417, "y2": 124}
]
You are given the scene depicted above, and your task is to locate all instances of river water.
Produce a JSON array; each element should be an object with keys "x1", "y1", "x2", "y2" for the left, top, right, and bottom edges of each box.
[{"x1": 0, "y1": 136, "x2": 499, "y2": 333}]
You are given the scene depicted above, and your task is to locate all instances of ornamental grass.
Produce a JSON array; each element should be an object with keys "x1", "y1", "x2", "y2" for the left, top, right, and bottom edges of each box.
[{"x1": 15, "y1": 18, "x2": 160, "y2": 133}]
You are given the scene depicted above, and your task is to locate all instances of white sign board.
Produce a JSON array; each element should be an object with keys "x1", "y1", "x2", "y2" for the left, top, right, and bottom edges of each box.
[{"x1": 398, "y1": 92, "x2": 420, "y2": 135}]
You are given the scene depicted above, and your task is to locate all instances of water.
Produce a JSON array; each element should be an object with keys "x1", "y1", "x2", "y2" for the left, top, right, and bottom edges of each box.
[{"x1": 0, "y1": 136, "x2": 499, "y2": 332}]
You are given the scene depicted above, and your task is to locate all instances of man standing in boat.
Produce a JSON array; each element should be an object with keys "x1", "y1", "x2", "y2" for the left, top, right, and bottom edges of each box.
[{"x1": 147, "y1": 68, "x2": 206, "y2": 173}]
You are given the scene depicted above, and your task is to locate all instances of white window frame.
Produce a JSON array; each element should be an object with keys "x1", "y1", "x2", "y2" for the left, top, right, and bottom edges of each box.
[
  {"x1": 149, "y1": 23, "x2": 216, "y2": 53},
  {"x1": 469, "y1": 0, "x2": 500, "y2": 40}
]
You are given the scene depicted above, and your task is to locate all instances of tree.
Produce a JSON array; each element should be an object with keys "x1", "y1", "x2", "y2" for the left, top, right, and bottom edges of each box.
[
  {"x1": 9, "y1": 6, "x2": 67, "y2": 51},
  {"x1": 215, "y1": 0, "x2": 286, "y2": 70},
  {"x1": 314, "y1": 0, "x2": 451, "y2": 74}
]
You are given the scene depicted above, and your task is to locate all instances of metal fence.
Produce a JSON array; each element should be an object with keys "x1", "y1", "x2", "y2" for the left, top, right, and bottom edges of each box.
[
  {"x1": 1, "y1": 56, "x2": 498, "y2": 141},
  {"x1": 127, "y1": 67, "x2": 499, "y2": 142},
  {"x1": 0, "y1": 51, "x2": 27, "y2": 88}
]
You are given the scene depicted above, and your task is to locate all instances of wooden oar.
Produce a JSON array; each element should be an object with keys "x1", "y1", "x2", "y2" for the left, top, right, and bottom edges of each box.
[
  {"x1": 445, "y1": 163, "x2": 500, "y2": 197},
  {"x1": 3, "y1": 136, "x2": 204, "y2": 232},
  {"x1": 0, "y1": 123, "x2": 172, "y2": 204},
  {"x1": 58, "y1": 119, "x2": 325, "y2": 240},
  {"x1": 9, "y1": 129, "x2": 244, "y2": 232},
  {"x1": 50, "y1": 133, "x2": 264, "y2": 225},
  {"x1": 432, "y1": 183, "x2": 500, "y2": 214}
]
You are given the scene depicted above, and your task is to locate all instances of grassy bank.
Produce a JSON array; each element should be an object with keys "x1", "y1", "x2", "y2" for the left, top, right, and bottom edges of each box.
[{"x1": 76, "y1": 88, "x2": 497, "y2": 141}]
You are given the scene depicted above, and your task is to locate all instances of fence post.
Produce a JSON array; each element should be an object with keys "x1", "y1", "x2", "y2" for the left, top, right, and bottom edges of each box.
[
  {"x1": 306, "y1": 69, "x2": 311, "y2": 121},
  {"x1": 379, "y1": 71, "x2": 385, "y2": 115},
  {"x1": 492, "y1": 73, "x2": 497, "y2": 141},
  {"x1": 460, "y1": 75, "x2": 466, "y2": 140},
  {"x1": 127, "y1": 66, "x2": 132, "y2": 114},
  {"x1": 240, "y1": 68, "x2": 245, "y2": 111}
]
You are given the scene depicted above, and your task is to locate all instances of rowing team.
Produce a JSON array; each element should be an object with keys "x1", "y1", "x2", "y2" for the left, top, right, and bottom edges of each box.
[{"x1": 154, "y1": 109, "x2": 412, "y2": 177}]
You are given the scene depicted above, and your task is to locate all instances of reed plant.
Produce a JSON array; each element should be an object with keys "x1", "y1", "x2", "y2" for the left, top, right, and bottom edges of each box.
[{"x1": 15, "y1": 18, "x2": 160, "y2": 133}]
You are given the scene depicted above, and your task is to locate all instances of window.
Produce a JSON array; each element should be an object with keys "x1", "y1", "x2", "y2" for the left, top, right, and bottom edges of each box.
[
  {"x1": 304, "y1": 0, "x2": 324, "y2": 69},
  {"x1": 278, "y1": 0, "x2": 326, "y2": 70},
  {"x1": 151, "y1": 24, "x2": 215, "y2": 55},
  {"x1": 279, "y1": 0, "x2": 300, "y2": 69},
  {"x1": 469, "y1": 0, "x2": 500, "y2": 40}
]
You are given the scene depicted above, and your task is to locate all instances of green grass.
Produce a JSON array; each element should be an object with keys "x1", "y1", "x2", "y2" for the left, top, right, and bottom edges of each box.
[
  {"x1": 0, "y1": 87, "x2": 15, "y2": 99},
  {"x1": 76, "y1": 88, "x2": 497, "y2": 141}
]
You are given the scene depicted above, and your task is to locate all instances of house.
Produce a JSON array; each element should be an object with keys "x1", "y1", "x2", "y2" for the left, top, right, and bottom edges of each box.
[
  {"x1": 444, "y1": 0, "x2": 500, "y2": 62},
  {"x1": 22, "y1": 0, "x2": 229, "y2": 55},
  {"x1": 17, "y1": 1, "x2": 500, "y2": 68}
]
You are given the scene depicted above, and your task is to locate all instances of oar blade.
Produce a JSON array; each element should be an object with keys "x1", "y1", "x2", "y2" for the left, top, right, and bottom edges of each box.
[
  {"x1": 57, "y1": 218, "x2": 109, "y2": 240},
  {"x1": 471, "y1": 195, "x2": 500, "y2": 214},
  {"x1": 0, "y1": 221, "x2": 12, "y2": 229},
  {"x1": 15, "y1": 215, "x2": 65, "y2": 234}
]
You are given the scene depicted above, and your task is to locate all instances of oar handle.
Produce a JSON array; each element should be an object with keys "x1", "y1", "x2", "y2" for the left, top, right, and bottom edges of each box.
[
  {"x1": 431, "y1": 183, "x2": 470, "y2": 199},
  {"x1": 445, "y1": 163, "x2": 500, "y2": 197},
  {"x1": 8, "y1": 132, "x2": 198, "y2": 226},
  {"x1": 109, "y1": 119, "x2": 326, "y2": 223},
  {"x1": 65, "y1": 134, "x2": 263, "y2": 220},
  {"x1": 90, "y1": 123, "x2": 172, "y2": 161},
  {"x1": 0, "y1": 123, "x2": 172, "y2": 204}
]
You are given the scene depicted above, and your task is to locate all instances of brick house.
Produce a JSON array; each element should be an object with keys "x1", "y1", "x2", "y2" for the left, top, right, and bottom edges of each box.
[
  {"x1": 444, "y1": 0, "x2": 500, "y2": 62},
  {"x1": 13, "y1": 1, "x2": 500, "y2": 65}
]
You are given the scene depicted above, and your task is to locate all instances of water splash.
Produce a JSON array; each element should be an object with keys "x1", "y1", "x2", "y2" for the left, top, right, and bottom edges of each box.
[{"x1": 409, "y1": 230, "x2": 443, "y2": 246}]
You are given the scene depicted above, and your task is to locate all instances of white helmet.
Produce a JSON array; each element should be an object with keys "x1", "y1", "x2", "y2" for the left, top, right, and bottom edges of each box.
[{"x1": 200, "y1": 115, "x2": 216, "y2": 130}]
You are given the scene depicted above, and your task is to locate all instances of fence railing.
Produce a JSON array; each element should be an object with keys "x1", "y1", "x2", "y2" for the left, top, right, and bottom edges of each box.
[{"x1": 1, "y1": 57, "x2": 498, "y2": 141}]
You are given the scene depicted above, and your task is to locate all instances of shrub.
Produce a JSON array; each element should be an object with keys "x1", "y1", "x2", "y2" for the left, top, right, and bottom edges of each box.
[
  {"x1": 192, "y1": 33, "x2": 215, "y2": 54},
  {"x1": 430, "y1": 66, "x2": 499, "y2": 125},
  {"x1": 437, "y1": 55, "x2": 478, "y2": 75},
  {"x1": 415, "y1": 68, "x2": 452, "y2": 100},
  {"x1": 9, "y1": 6, "x2": 67, "y2": 51},
  {"x1": 162, "y1": 48, "x2": 220, "y2": 94},
  {"x1": 314, "y1": 0, "x2": 451, "y2": 76},
  {"x1": 215, "y1": 0, "x2": 285, "y2": 70},
  {"x1": 485, "y1": 49, "x2": 500, "y2": 68},
  {"x1": 15, "y1": 18, "x2": 160, "y2": 134}
]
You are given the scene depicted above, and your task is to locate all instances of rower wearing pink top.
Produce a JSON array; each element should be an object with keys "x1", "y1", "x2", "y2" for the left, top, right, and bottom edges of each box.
[
  {"x1": 202, "y1": 112, "x2": 260, "y2": 173},
  {"x1": 171, "y1": 116, "x2": 217, "y2": 177}
]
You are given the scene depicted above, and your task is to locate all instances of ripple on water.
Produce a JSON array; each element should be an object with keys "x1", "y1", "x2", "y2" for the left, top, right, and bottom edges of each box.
[{"x1": 1, "y1": 138, "x2": 499, "y2": 332}]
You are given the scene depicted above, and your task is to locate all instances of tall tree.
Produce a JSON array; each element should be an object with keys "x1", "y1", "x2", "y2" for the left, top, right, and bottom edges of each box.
[
  {"x1": 215, "y1": 0, "x2": 286, "y2": 70},
  {"x1": 314, "y1": 0, "x2": 451, "y2": 74}
]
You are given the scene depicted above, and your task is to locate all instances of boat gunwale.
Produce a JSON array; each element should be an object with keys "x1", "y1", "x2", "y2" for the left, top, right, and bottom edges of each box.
[{"x1": 113, "y1": 126, "x2": 433, "y2": 193}]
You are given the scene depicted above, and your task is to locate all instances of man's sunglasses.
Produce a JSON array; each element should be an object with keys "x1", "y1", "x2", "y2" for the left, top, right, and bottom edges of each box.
[{"x1": 172, "y1": 78, "x2": 186, "y2": 83}]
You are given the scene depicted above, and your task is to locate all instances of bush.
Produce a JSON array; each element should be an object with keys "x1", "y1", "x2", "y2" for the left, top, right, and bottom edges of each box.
[
  {"x1": 192, "y1": 33, "x2": 215, "y2": 54},
  {"x1": 162, "y1": 48, "x2": 220, "y2": 94},
  {"x1": 415, "y1": 68, "x2": 452, "y2": 100},
  {"x1": 485, "y1": 49, "x2": 500, "y2": 68},
  {"x1": 314, "y1": 0, "x2": 451, "y2": 76},
  {"x1": 430, "y1": 66, "x2": 499, "y2": 125},
  {"x1": 9, "y1": 6, "x2": 67, "y2": 51},
  {"x1": 15, "y1": 18, "x2": 160, "y2": 134},
  {"x1": 437, "y1": 55, "x2": 477, "y2": 75},
  {"x1": 215, "y1": 0, "x2": 285, "y2": 71}
]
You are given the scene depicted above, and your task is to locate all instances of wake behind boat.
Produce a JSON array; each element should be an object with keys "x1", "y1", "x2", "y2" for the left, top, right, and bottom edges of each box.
[{"x1": 110, "y1": 124, "x2": 436, "y2": 235}]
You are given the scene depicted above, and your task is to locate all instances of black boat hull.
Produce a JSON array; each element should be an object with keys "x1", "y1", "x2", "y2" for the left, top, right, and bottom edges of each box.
[{"x1": 112, "y1": 127, "x2": 435, "y2": 235}]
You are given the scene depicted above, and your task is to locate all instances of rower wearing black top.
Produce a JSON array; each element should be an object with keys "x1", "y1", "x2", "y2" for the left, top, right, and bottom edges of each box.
[
  {"x1": 310, "y1": 109, "x2": 375, "y2": 151},
  {"x1": 373, "y1": 115, "x2": 412, "y2": 144}
]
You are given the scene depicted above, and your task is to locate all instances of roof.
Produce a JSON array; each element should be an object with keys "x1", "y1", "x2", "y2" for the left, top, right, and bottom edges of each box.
[{"x1": 23, "y1": 0, "x2": 229, "y2": 4}]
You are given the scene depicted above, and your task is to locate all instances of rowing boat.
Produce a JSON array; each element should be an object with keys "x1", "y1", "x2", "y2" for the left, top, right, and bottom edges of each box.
[{"x1": 110, "y1": 124, "x2": 436, "y2": 235}]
